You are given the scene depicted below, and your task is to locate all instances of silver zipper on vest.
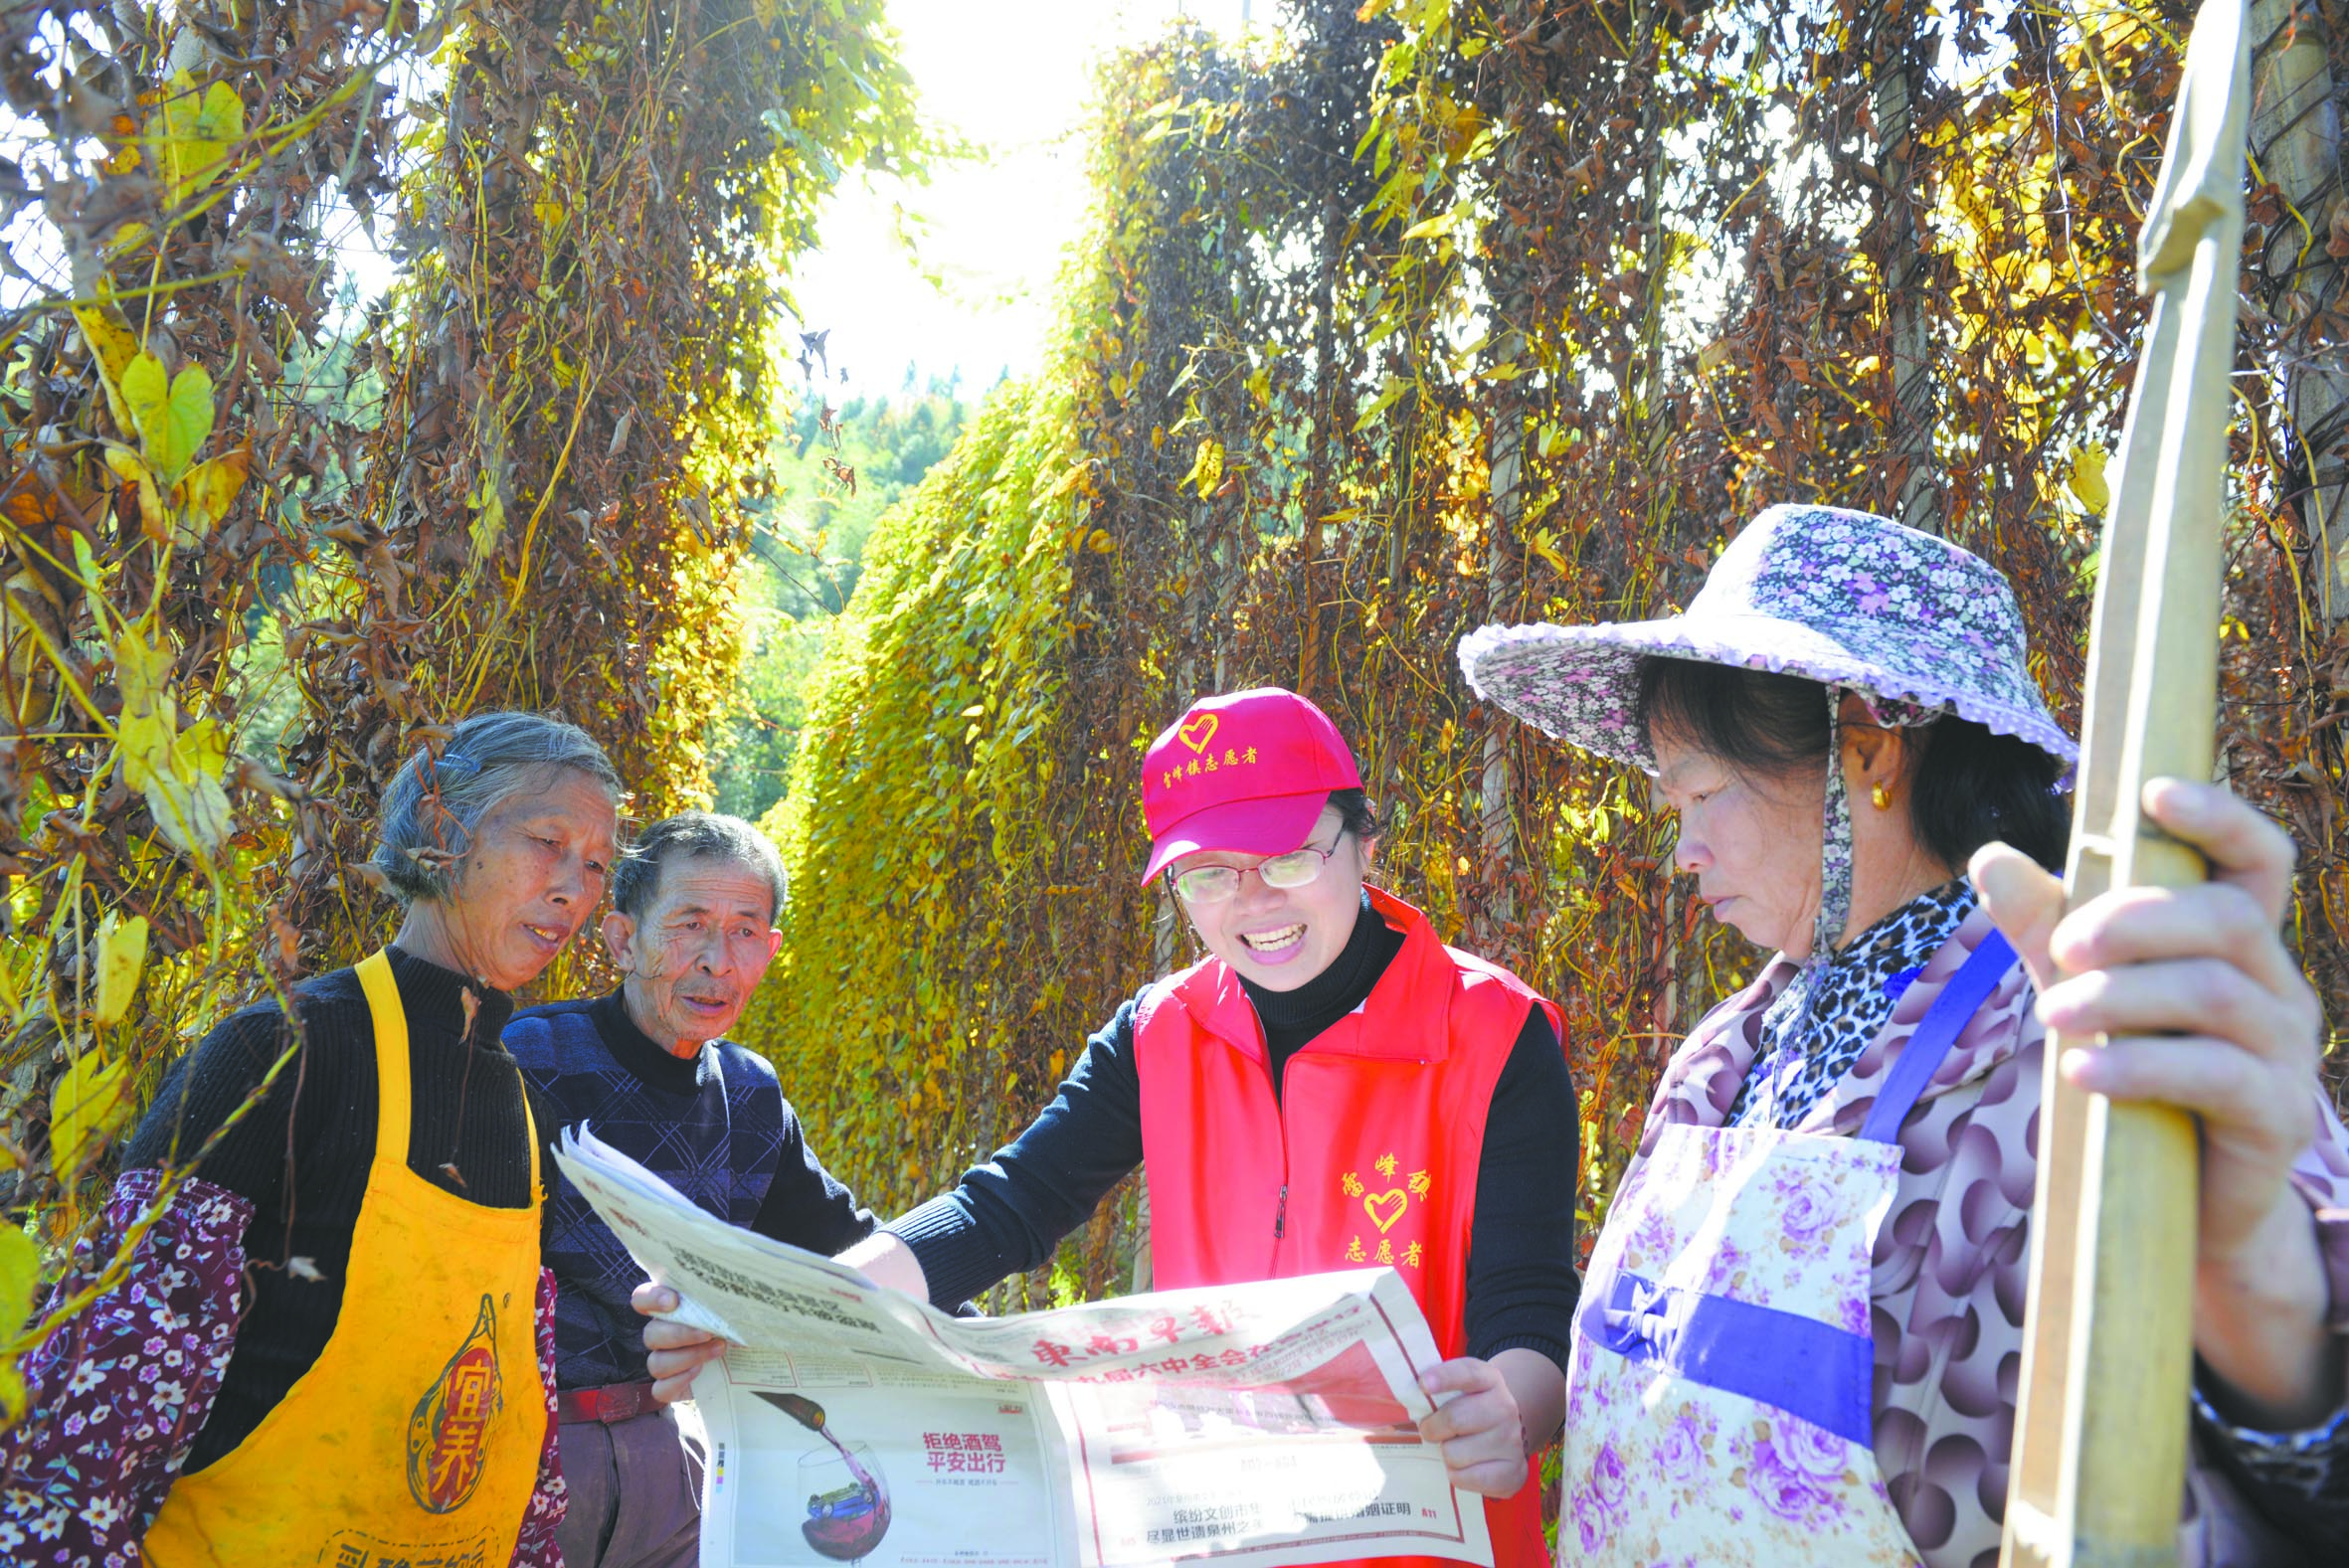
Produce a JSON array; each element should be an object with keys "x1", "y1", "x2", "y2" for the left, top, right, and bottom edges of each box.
[{"x1": 1273, "y1": 1183, "x2": 1288, "y2": 1239}]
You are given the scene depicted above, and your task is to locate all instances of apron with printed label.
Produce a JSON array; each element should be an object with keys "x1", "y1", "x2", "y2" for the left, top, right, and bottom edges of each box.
[
  {"x1": 1558, "y1": 934, "x2": 2018, "y2": 1566},
  {"x1": 145, "y1": 950, "x2": 546, "y2": 1568}
]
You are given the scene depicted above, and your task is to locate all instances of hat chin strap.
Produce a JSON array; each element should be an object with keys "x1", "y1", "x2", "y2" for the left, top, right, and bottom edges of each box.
[
  {"x1": 1813, "y1": 690, "x2": 1858, "y2": 964},
  {"x1": 1763, "y1": 692, "x2": 1858, "y2": 1102}
]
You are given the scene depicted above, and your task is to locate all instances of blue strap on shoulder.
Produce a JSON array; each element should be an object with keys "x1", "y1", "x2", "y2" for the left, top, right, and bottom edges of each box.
[{"x1": 1856, "y1": 930, "x2": 2018, "y2": 1144}]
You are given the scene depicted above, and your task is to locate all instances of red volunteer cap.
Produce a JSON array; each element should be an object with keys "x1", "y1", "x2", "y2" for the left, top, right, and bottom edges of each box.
[{"x1": 1140, "y1": 687, "x2": 1363, "y2": 883}]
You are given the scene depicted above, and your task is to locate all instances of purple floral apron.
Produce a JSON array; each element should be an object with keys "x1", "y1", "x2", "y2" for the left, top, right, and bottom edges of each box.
[{"x1": 1559, "y1": 934, "x2": 2018, "y2": 1566}]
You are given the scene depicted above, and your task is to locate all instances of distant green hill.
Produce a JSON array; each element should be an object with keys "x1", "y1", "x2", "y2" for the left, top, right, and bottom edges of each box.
[{"x1": 707, "y1": 383, "x2": 973, "y2": 819}]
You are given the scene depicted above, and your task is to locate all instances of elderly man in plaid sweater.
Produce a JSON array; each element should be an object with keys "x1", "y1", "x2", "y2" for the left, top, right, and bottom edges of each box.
[{"x1": 506, "y1": 811, "x2": 876, "y2": 1568}]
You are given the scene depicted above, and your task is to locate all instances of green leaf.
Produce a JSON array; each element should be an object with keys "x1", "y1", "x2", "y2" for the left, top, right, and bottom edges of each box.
[
  {"x1": 119, "y1": 353, "x2": 214, "y2": 482},
  {"x1": 116, "y1": 710, "x2": 174, "y2": 793},
  {"x1": 144, "y1": 716, "x2": 232, "y2": 857}
]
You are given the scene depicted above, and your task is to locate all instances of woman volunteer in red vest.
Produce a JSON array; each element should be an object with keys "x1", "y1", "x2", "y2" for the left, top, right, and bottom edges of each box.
[
  {"x1": 2, "y1": 710, "x2": 622, "y2": 1566},
  {"x1": 641, "y1": 686, "x2": 1578, "y2": 1565}
]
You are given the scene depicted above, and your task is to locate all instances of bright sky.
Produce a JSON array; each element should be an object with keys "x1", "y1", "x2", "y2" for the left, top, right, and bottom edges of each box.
[{"x1": 786, "y1": 0, "x2": 1256, "y2": 403}]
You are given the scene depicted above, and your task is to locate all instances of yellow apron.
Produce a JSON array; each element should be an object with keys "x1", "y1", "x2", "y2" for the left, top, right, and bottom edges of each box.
[{"x1": 146, "y1": 950, "x2": 547, "y2": 1568}]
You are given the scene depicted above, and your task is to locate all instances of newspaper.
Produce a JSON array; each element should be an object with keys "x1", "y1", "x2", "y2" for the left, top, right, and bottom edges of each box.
[{"x1": 554, "y1": 1129, "x2": 1494, "y2": 1568}]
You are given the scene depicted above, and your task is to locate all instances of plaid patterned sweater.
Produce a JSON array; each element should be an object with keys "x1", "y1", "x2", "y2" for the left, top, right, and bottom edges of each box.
[{"x1": 505, "y1": 991, "x2": 876, "y2": 1390}]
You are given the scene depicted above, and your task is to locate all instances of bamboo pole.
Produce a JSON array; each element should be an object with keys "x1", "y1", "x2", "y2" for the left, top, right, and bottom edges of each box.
[{"x1": 1999, "y1": 5, "x2": 2248, "y2": 1565}]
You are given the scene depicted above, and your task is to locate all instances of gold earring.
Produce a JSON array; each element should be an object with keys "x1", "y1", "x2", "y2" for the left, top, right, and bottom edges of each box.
[{"x1": 1871, "y1": 783, "x2": 1893, "y2": 810}]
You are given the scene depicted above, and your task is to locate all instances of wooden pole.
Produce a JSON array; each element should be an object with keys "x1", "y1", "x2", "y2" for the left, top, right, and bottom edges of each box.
[{"x1": 2000, "y1": 5, "x2": 2248, "y2": 1565}]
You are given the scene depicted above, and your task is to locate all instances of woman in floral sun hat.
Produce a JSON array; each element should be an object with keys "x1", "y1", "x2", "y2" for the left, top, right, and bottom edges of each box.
[{"x1": 1460, "y1": 504, "x2": 2349, "y2": 1566}]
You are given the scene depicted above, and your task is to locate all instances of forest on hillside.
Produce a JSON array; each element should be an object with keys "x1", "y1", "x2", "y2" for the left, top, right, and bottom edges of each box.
[{"x1": 6, "y1": 0, "x2": 2349, "y2": 1384}]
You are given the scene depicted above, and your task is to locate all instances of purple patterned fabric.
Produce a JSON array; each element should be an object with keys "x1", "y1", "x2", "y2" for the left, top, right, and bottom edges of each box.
[
  {"x1": 1, "y1": 1170, "x2": 250, "y2": 1564},
  {"x1": 1456, "y1": 503, "x2": 2078, "y2": 775},
  {"x1": 512, "y1": 1265, "x2": 569, "y2": 1568},
  {"x1": 0, "y1": 1171, "x2": 568, "y2": 1567}
]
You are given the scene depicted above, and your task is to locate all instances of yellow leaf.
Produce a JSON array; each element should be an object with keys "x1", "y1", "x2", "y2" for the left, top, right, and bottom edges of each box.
[
  {"x1": 467, "y1": 454, "x2": 506, "y2": 559},
  {"x1": 50, "y1": 1053, "x2": 131, "y2": 1178},
  {"x1": 0, "y1": 1225, "x2": 35, "y2": 1421},
  {"x1": 2068, "y1": 444, "x2": 2110, "y2": 515},
  {"x1": 174, "y1": 443, "x2": 251, "y2": 536},
  {"x1": 111, "y1": 630, "x2": 176, "y2": 732},
  {"x1": 92, "y1": 912, "x2": 150, "y2": 1025},
  {"x1": 0, "y1": 1226, "x2": 33, "y2": 1322},
  {"x1": 174, "y1": 715, "x2": 229, "y2": 776},
  {"x1": 99, "y1": 221, "x2": 152, "y2": 261},
  {"x1": 103, "y1": 446, "x2": 167, "y2": 543},
  {"x1": 116, "y1": 710, "x2": 174, "y2": 793},
  {"x1": 1401, "y1": 210, "x2": 1460, "y2": 243},
  {"x1": 71, "y1": 304, "x2": 142, "y2": 436},
  {"x1": 1181, "y1": 439, "x2": 1225, "y2": 500},
  {"x1": 162, "y1": 73, "x2": 244, "y2": 206}
]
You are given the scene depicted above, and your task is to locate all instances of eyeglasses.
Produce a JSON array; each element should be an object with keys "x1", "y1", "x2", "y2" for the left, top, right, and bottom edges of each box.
[{"x1": 1170, "y1": 831, "x2": 1348, "y2": 904}]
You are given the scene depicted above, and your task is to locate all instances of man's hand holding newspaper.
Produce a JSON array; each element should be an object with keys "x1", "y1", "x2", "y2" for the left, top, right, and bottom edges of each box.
[{"x1": 557, "y1": 1129, "x2": 1504, "y2": 1568}]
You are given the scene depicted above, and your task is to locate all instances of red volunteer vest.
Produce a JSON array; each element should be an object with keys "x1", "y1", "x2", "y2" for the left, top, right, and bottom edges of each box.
[{"x1": 1132, "y1": 886, "x2": 1559, "y2": 1568}]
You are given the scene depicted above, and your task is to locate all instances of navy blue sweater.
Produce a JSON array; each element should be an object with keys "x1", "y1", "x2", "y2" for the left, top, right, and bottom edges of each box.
[{"x1": 506, "y1": 991, "x2": 877, "y2": 1389}]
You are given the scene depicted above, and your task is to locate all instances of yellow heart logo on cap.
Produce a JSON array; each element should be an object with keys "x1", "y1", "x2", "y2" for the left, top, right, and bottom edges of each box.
[
  {"x1": 1363, "y1": 1190, "x2": 1407, "y2": 1233},
  {"x1": 1177, "y1": 713, "x2": 1219, "y2": 754}
]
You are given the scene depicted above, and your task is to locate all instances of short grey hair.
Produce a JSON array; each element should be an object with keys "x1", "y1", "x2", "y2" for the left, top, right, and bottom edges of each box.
[
  {"x1": 373, "y1": 711, "x2": 623, "y2": 904},
  {"x1": 610, "y1": 811, "x2": 787, "y2": 924}
]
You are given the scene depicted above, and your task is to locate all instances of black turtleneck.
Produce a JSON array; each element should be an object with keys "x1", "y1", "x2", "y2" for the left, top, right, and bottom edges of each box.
[
  {"x1": 1238, "y1": 892, "x2": 1409, "y2": 1100},
  {"x1": 891, "y1": 895, "x2": 1581, "y2": 1374},
  {"x1": 125, "y1": 945, "x2": 552, "y2": 1469}
]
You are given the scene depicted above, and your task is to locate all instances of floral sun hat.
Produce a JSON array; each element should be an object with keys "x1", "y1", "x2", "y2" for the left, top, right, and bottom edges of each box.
[{"x1": 1456, "y1": 503, "x2": 2077, "y2": 777}]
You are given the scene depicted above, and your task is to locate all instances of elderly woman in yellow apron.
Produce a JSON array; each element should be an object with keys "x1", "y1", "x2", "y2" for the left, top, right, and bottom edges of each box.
[
  {"x1": 2, "y1": 709, "x2": 623, "y2": 1567},
  {"x1": 1461, "y1": 504, "x2": 2349, "y2": 1566}
]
